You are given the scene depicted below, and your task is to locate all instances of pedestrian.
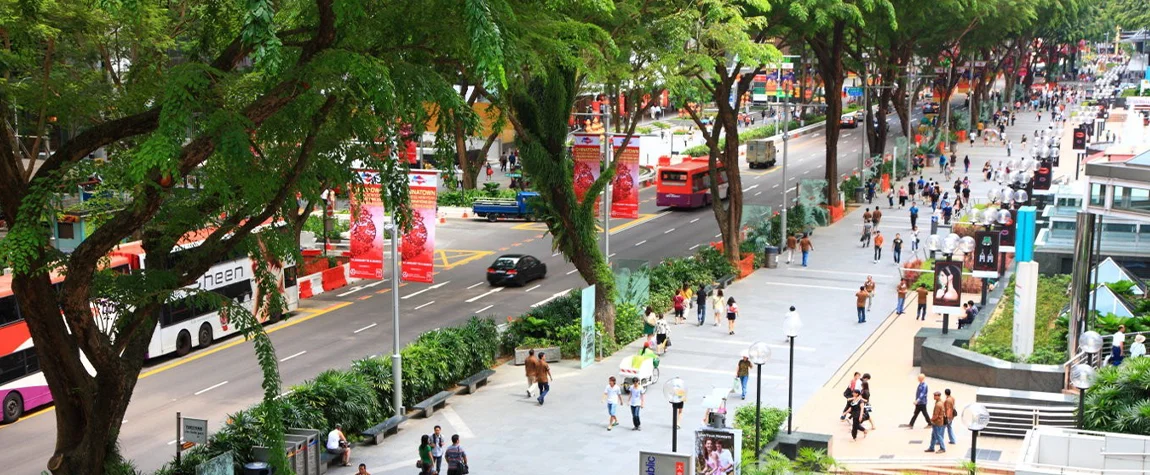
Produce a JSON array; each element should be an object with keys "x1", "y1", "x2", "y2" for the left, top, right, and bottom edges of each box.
[
  {"x1": 861, "y1": 219, "x2": 873, "y2": 248},
  {"x1": 1006, "y1": 140, "x2": 1012, "y2": 156},
  {"x1": 356, "y1": 463, "x2": 370, "y2": 475},
  {"x1": 485, "y1": 163, "x2": 494, "y2": 181},
  {"x1": 523, "y1": 349, "x2": 539, "y2": 398},
  {"x1": 963, "y1": 156, "x2": 970, "y2": 173},
  {"x1": 1130, "y1": 334, "x2": 1146, "y2": 359},
  {"x1": 896, "y1": 280, "x2": 908, "y2": 315},
  {"x1": 861, "y1": 373, "x2": 876, "y2": 430},
  {"x1": 786, "y1": 233, "x2": 798, "y2": 265},
  {"x1": 848, "y1": 389, "x2": 869, "y2": 440},
  {"x1": 916, "y1": 284, "x2": 929, "y2": 321},
  {"x1": 418, "y1": 435, "x2": 436, "y2": 475},
  {"x1": 893, "y1": 233, "x2": 903, "y2": 263},
  {"x1": 429, "y1": 426, "x2": 446, "y2": 474},
  {"x1": 909, "y1": 374, "x2": 930, "y2": 429},
  {"x1": 898, "y1": 186, "x2": 908, "y2": 208},
  {"x1": 864, "y1": 276, "x2": 877, "y2": 311},
  {"x1": 696, "y1": 284, "x2": 707, "y2": 326},
  {"x1": 655, "y1": 314, "x2": 670, "y2": 355},
  {"x1": 911, "y1": 225, "x2": 919, "y2": 253},
  {"x1": 887, "y1": 189, "x2": 895, "y2": 208},
  {"x1": 603, "y1": 376, "x2": 623, "y2": 430},
  {"x1": 840, "y1": 372, "x2": 862, "y2": 419},
  {"x1": 499, "y1": 154, "x2": 508, "y2": 172},
  {"x1": 725, "y1": 297, "x2": 740, "y2": 335},
  {"x1": 1111, "y1": 324, "x2": 1126, "y2": 366},
  {"x1": 872, "y1": 231, "x2": 884, "y2": 263},
  {"x1": 325, "y1": 423, "x2": 351, "y2": 467},
  {"x1": 925, "y1": 391, "x2": 947, "y2": 453},
  {"x1": 682, "y1": 284, "x2": 694, "y2": 324},
  {"x1": 908, "y1": 178, "x2": 916, "y2": 196},
  {"x1": 673, "y1": 289, "x2": 686, "y2": 325},
  {"x1": 800, "y1": 233, "x2": 813, "y2": 267},
  {"x1": 909, "y1": 202, "x2": 919, "y2": 230},
  {"x1": 737, "y1": 354, "x2": 752, "y2": 399},
  {"x1": 629, "y1": 379, "x2": 645, "y2": 430},
  {"x1": 944, "y1": 389, "x2": 957, "y2": 445},
  {"x1": 536, "y1": 352, "x2": 552, "y2": 405},
  {"x1": 855, "y1": 286, "x2": 869, "y2": 323},
  {"x1": 643, "y1": 306, "x2": 657, "y2": 339},
  {"x1": 711, "y1": 288, "x2": 725, "y2": 326},
  {"x1": 863, "y1": 207, "x2": 872, "y2": 227},
  {"x1": 872, "y1": 207, "x2": 882, "y2": 230},
  {"x1": 982, "y1": 161, "x2": 992, "y2": 181},
  {"x1": 444, "y1": 435, "x2": 468, "y2": 475}
]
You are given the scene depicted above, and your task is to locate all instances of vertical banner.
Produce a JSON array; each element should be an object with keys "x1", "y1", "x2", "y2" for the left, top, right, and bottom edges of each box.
[
  {"x1": 999, "y1": 208, "x2": 1017, "y2": 253},
  {"x1": 694, "y1": 428, "x2": 742, "y2": 475},
  {"x1": 932, "y1": 260, "x2": 963, "y2": 314},
  {"x1": 401, "y1": 170, "x2": 438, "y2": 283},
  {"x1": 572, "y1": 133, "x2": 602, "y2": 213},
  {"x1": 349, "y1": 169, "x2": 385, "y2": 279},
  {"x1": 580, "y1": 284, "x2": 596, "y2": 369},
  {"x1": 1012, "y1": 261, "x2": 1039, "y2": 358},
  {"x1": 611, "y1": 136, "x2": 641, "y2": 219},
  {"x1": 972, "y1": 231, "x2": 1001, "y2": 278}
]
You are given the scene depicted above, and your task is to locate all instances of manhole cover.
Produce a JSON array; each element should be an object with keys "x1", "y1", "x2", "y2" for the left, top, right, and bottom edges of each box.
[
  {"x1": 968, "y1": 448, "x2": 1002, "y2": 461},
  {"x1": 909, "y1": 440, "x2": 923, "y2": 444}
]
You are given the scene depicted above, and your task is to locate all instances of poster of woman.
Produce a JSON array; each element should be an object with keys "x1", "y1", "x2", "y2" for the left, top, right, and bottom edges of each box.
[
  {"x1": 694, "y1": 429, "x2": 740, "y2": 474},
  {"x1": 933, "y1": 260, "x2": 963, "y2": 313}
]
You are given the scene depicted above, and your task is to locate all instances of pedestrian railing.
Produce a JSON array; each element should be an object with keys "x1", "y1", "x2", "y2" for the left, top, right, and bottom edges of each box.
[{"x1": 980, "y1": 402, "x2": 1077, "y2": 439}]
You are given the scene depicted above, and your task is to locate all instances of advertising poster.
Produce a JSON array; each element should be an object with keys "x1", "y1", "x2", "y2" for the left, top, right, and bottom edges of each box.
[
  {"x1": 401, "y1": 170, "x2": 438, "y2": 284},
  {"x1": 638, "y1": 451, "x2": 694, "y2": 475},
  {"x1": 932, "y1": 260, "x2": 964, "y2": 314},
  {"x1": 612, "y1": 136, "x2": 641, "y2": 219},
  {"x1": 972, "y1": 231, "x2": 1001, "y2": 278},
  {"x1": 349, "y1": 169, "x2": 385, "y2": 279},
  {"x1": 694, "y1": 428, "x2": 742, "y2": 475},
  {"x1": 999, "y1": 208, "x2": 1017, "y2": 253},
  {"x1": 1033, "y1": 160, "x2": 1053, "y2": 190},
  {"x1": 581, "y1": 285, "x2": 596, "y2": 369},
  {"x1": 572, "y1": 133, "x2": 602, "y2": 213}
]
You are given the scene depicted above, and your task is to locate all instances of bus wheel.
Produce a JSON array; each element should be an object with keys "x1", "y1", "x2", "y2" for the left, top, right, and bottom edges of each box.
[
  {"x1": 176, "y1": 330, "x2": 193, "y2": 356},
  {"x1": 3, "y1": 391, "x2": 23, "y2": 423},
  {"x1": 487, "y1": 214, "x2": 497, "y2": 222},
  {"x1": 197, "y1": 323, "x2": 214, "y2": 349}
]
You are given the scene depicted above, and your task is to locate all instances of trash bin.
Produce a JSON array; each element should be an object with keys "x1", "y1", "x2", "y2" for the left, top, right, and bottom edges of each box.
[
  {"x1": 854, "y1": 186, "x2": 865, "y2": 203},
  {"x1": 244, "y1": 462, "x2": 273, "y2": 475},
  {"x1": 763, "y1": 246, "x2": 779, "y2": 269}
]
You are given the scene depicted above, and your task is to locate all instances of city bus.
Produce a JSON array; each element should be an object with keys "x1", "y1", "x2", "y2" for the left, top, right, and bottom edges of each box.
[{"x1": 655, "y1": 156, "x2": 729, "y2": 208}]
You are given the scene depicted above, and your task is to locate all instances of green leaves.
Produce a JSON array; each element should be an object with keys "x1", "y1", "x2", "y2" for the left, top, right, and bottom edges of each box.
[{"x1": 464, "y1": 0, "x2": 508, "y2": 89}]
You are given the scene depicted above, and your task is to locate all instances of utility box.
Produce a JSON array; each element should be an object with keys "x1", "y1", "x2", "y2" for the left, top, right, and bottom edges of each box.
[
  {"x1": 288, "y1": 428, "x2": 322, "y2": 475},
  {"x1": 283, "y1": 434, "x2": 310, "y2": 475}
]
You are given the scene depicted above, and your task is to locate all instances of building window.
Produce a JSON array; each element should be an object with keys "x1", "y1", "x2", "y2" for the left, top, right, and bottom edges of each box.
[
  {"x1": 1129, "y1": 187, "x2": 1150, "y2": 215},
  {"x1": 57, "y1": 222, "x2": 75, "y2": 240},
  {"x1": 1090, "y1": 183, "x2": 1106, "y2": 207}
]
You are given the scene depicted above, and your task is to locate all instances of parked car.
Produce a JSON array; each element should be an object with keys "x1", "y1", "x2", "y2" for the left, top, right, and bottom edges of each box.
[
  {"x1": 486, "y1": 254, "x2": 547, "y2": 286},
  {"x1": 839, "y1": 115, "x2": 858, "y2": 128}
]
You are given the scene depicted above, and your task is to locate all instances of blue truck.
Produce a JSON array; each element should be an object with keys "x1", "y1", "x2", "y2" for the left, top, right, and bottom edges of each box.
[{"x1": 471, "y1": 191, "x2": 540, "y2": 222}]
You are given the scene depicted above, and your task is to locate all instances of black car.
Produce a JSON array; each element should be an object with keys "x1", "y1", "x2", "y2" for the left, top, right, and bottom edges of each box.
[
  {"x1": 839, "y1": 115, "x2": 858, "y2": 128},
  {"x1": 486, "y1": 254, "x2": 547, "y2": 286}
]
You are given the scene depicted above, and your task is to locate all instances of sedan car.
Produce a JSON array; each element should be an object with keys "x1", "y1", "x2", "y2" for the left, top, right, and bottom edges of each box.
[
  {"x1": 839, "y1": 115, "x2": 858, "y2": 128},
  {"x1": 486, "y1": 254, "x2": 547, "y2": 286}
]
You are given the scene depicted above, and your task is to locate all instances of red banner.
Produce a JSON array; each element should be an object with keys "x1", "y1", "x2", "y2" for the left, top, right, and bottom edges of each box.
[
  {"x1": 401, "y1": 170, "x2": 437, "y2": 284},
  {"x1": 349, "y1": 169, "x2": 385, "y2": 279},
  {"x1": 572, "y1": 133, "x2": 602, "y2": 214},
  {"x1": 610, "y1": 136, "x2": 640, "y2": 219}
]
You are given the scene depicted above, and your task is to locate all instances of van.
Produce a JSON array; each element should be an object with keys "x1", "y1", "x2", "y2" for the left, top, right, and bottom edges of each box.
[{"x1": 746, "y1": 139, "x2": 778, "y2": 169}]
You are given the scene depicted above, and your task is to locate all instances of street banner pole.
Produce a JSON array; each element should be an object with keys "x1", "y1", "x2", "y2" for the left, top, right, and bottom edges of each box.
[{"x1": 390, "y1": 211, "x2": 403, "y2": 415}]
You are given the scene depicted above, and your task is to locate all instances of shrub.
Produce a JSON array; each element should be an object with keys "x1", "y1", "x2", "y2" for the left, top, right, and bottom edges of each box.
[
  {"x1": 1084, "y1": 357, "x2": 1150, "y2": 435},
  {"x1": 970, "y1": 274, "x2": 1071, "y2": 363},
  {"x1": 287, "y1": 369, "x2": 383, "y2": 434},
  {"x1": 733, "y1": 405, "x2": 789, "y2": 461}
]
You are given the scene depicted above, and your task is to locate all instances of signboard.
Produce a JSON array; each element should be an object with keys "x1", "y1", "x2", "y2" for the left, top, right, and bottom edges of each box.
[
  {"x1": 1072, "y1": 127, "x2": 1087, "y2": 150},
  {"x1": 581, "y1": 285, "x2": 596, "y2": 369},
  {"x1": 182, "y1": 417, "x2": 208, "y2": 444},
  {"x1": 401, "y1": 170, "x2": 438, "y2": 284},
  {"x1": 999, "y1": 208, "x2": 1017, "y2": 253},
  {"x1": 863, "y1": 156, "x2": 875, "y2": 168},
  {"x1": 572, "y1": 133, "x2": 602, "y2": 214},
  {"x1": 1033, "y1": 160, "x2": 1053, "y2": 191},
  {"x1": 1013, "y1": 261, "x2": 1039, "y2": 358},
  {"x1": 639, "y1": 450, "x2": 694, "y2": 475},
  {"x1": 972, "y1": 231, "x2": 1000, "y2": 278},
  {"x1": 694, "y1": 428, "x2": 742, "y2": 474},
  {"x1": 846, "y1": 87, "x2": 864, "y2": 97},
  {"x1": 932, "y1": 260, "x2": 963, "y2": 314},
  {"x1": 611, "y1": 136, "x2": 641, "y2": 219},
  {"x1": 196, "y1": 451, "x2": 233, "y2": 475},
  {"x1": 349, "y1": 169, "x2": 386, "y2": 279}
]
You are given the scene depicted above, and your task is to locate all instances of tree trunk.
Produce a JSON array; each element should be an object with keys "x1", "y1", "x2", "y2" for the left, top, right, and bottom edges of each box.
[
  {"x1": 453, "y1": 119, "x2": 483, "y2": 190},
  {"x1": 809, "y1": 22, "x2": 846, "y2": 206}
]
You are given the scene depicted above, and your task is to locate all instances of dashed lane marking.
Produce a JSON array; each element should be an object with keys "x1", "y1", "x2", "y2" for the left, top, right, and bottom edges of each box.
[
  {"x1": 353, "y1": 323, "x2": 377, "y2": 334},
  {"x1": 414, "y1": 301, "x2": 436, "y2": 310}
]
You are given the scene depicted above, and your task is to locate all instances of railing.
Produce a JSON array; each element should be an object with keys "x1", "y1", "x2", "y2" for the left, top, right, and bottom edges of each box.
[
  {"x1": 1062, "y1": 330, "x2": 1150, "y2": 388},
  {"x1": 980, "y1": 402, "x2": 1078, "y2": 439}
]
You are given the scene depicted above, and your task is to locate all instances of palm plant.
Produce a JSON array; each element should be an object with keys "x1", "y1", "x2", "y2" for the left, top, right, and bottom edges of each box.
[
  {"x1": 1084, "y1": 357, "x2": 1150, "y2": 436},
  {"x1": 289, "y1": 369, "x2": 383, "y2": 434}
]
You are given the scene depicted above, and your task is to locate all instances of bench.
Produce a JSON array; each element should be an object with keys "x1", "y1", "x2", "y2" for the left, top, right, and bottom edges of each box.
[
  {"x1": 319, "y1": 450, "x2": 342, "y2": 474},
  {"x1": 413, "y1": 391, "x2": 453, "y2": 418},
  {"x1": 457, "y1": 369, "x2": 496, "y2": 395},
  {"x1": 360, "y1": 415, "x2": 407, "y2": 445},
  {"x1": 716, "y1": 274, "x2": 736, "y2": 288}
]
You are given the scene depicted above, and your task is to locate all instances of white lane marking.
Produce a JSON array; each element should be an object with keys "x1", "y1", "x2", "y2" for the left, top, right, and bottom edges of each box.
[
  {"x1": 566, "y1": 269, "x2": 579, "y2": 275},
  {"x1": 804, "y1": 170, "x2": 811, "y2": 174},
  {"x1": 608, "y1": 253, "x2": 616, "y2": 258},
  {"x1": 789, "y1": 176, "x2": 797, "y2": 181},
  {"x1": 337, "y1": 286, "x2": 363, "y2": 297},
  {"x1": 474, "y1": 305, "x2": 494, "y2": 314},
  {"x1": 742, "y1": 184, "x2": 759, "y2": 192},
  {"x1": 690, "y1": 218, "x2": 700, "y2": 224},
  {"x1": 525, "y1": 284, "x2": 542, "y2": 292},
  {"x1": 679, "y1": 336, "x2": 816, "y2": 352},
  {"x1": 465, "y1": 287, "x2": 504, "y2": 303},
  {"x1": 441, "y1": 406, "x2": 475, "y2": 438},
  {"x1": 429, "y1": 281, "x2": 451, "y2": 289},
  {"x1": 755, "y1": 192, "x2": 762, "y2": 196},
  {"x1": 279, "y1": 350, "x2": 307, "y2": 362},
  {"x1": 664, "y1": 228, "x2": 676, "y2": 234},
  {"x1": 689, "y1": 244, "x2": 701, "y2": 250},
  {"x1": 365, "y1": 280, "x2": 385, "y2": 287},
  {"x1": 414, "y1": 301, "x2": 435, "y2": 310},
  {"x1": 467, "y1": 282, "x2": 485, "y2": 290},
  {"x1": 755, "y1": 175, "x2": 764, "y2": 180},
  {"x1": 788, "y1": 187, "x2": 797, "y2": 193},
  {"x1": 772, "y1": 184, "x2": 780, "y2": 189},
  {"x1": 354, "y1": 323, "x2": 378, "y2": 334},
  {"x1": 552, "y1": 251, "x2": 561, "y2": 257},
  {"x1": 402, "y1": 288, "x2": 432, "y2": 300},
  {"x1": 167, "y1": 439, "x2": 179, "y2": 445},
  {"x1": 531, "y1": 289, "x2": 573, "y2": 308},
  {"x1": 194, "y1": 381, "x2": 229, "y2": 396},
  {"x1": 714, "y1": 234, "x2": 722, "y2": 238},
  {"x1": 661, "y1": 364, "x2": 783, "y2": 380},
  {"x1": 634, "y1": 240, "x2": 647, "y2": 247},
  {"x1": 811, "y1": 133, "x2": 820, "y2": 137}
]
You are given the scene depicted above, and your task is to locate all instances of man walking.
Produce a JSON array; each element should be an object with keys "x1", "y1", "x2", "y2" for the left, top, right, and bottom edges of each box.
[
  {"x1": 925, "y1": 391, "x2": 947, "y2": 453},
  {"x1": 893, "y1": 233, "x2": 903, "y2": 263},
  {"x1": 737, "y1": 354, "x2": 752, "y2": 399},
  {"x1": 696, "y1": 284, "x2": 707, "y2": 326},
  {"x1": 444, "y1": 434, "x2": 469, "y2": 475},
  {"x1": 864, "y1": 276, "x2": 877, "y2": 311},
  {"x1": 873, "y1": 231, "x2": 884, "y2": 263},
  {"x1": 536, "y1": 352, "x2": 552, "y2": 405},
  {"x1": 855, "y1": 286, "x2": 869, "y2": 323},
  {"x1": 909, "y1": 374, "x2": 930, "y2": 428},
  {"x1": 896, "y1": 280, "x2": 908, "y2": 316},
  {"x1": 909, "y1": 202, "x2": 919, "y2": 230},
  {"x1": 800, "y1": 234, "x2": 813, "y2": 267},
  {"x1": 524, "y1": 349, "x2": 539, "y2": 397},
  {"x1": 629, "y1": 379, "x2": 645, "y2": 430},
  {"x1": 872, "y1": 207, "x2": 883, "y2": 231},
  {"x1": 916, "y1": 284, "x2": 929, "y2": 321},
  {"x1": 786, "y1": 233, "x2": 797, "y2": 265},
  {"x1": 603, "y1": 376, "x2": 623, "y2": 430},
  {"x1": 944, "y1": 389, "x2": 957, "y2": 445},
  {"x1": 429, "y1": 426, "x2": 446, "y2": 474}
]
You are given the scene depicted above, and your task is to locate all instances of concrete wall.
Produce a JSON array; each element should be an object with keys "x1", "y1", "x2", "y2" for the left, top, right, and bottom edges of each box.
[{"x1": 920, "y1": 338, "x2": 1066, "y2": 392}]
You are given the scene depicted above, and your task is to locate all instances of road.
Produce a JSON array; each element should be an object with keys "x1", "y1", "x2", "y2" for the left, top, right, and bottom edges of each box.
[{"x1": 0, "y1": 110, "x2": 927, "y2": 474}]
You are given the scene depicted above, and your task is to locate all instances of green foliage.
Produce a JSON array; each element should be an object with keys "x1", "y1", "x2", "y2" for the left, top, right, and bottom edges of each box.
[
  {"x1": 839, "y1": 175, "x2": 862, "y2": 202},
  {"x1": 287, "y1": 369, "x2": 383, "y2": 434},
  {"x1": 733, "y1": 405, "x2": 789, "y2": 459},
  {"x1": 1084, "y1": 357, "x2": 1150, "y2": 435},
  {"x1": 302, "y1": 215, "x2": 350, "y2": 240},
  {"x1": 437, "y1": 188, "x2": 519, "y2": 207},
  {"x1": 970, "y1": 274, "x2": 1072, "y2": 364},
  {"x1": 1106, "y1": 280, "x2": 1138, "y2": 296}
]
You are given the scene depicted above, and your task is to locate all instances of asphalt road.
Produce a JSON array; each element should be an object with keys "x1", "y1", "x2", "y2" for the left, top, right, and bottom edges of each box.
[{"x1": 0, "y1": 110, "x2": 930, "y2": 474}]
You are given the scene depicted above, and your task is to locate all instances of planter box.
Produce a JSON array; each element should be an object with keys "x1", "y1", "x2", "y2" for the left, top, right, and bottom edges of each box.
[{"x1": 514, "y1": 347, "x2": 561, "y2": 365}]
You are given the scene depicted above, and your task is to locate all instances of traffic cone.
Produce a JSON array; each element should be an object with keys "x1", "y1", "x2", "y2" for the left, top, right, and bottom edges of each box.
[
  {"x1": 439, "y1": 216, "x2": 447, "y2": 224},
  {"x1": 461, "y1": 211, "x2": 469, "y2": 218}
]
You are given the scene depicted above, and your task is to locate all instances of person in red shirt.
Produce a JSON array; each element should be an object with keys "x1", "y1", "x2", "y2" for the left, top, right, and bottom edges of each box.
[{"x1": 673, "y1": 290, "x2": 686, "y2": 324}]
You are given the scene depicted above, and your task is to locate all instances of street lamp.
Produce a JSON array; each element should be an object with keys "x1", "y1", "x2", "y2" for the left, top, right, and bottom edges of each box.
[
  {"x1": 1070, "y1": 363, "x2": 1097, "y2": 429},
  {"x1": 663, "y1": 377, "x2": 688, "y2": 452},
  {"x1": 783, "y1": 308, "x2": 802, "y2": 434},
  {"x1": 1080, "y1": 330, "x2": 1103, "y2": 365},
  {"x1": 747, "y1": 341, "x2": 772, "y2": 458},
  {"x1": 961, "y1": 403, "x2": 992, "y2": 465}
]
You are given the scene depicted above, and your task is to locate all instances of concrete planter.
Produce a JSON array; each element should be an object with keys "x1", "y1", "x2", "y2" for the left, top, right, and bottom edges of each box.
[{"x1": 514, "y1": 347, "x2": 561, "y2": 365}]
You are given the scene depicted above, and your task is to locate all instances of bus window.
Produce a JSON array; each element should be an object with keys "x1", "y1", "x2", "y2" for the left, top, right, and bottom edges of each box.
[
  {"x1": 215, "y1": 280, "x2": 253, "y2": 303},
  {"x1": 283, "y1": 266, "x2": 297, "y2": 288},
  {"x1": 0, "y1": 296, "x2": 21, "y2": 327},
  {"x1": 0, "y1": 348, "x2": 37, "y2": 386},
  {"x1": 660, "y1": 171, "x2": 687, "y2": 184},
  {"x1": 692, "y1": 173, "x2": 711, "y2": 192}
]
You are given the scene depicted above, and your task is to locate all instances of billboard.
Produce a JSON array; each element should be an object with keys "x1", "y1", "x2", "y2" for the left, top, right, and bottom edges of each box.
[
  {"x1": 349, "y1": 169, "x2": 386, "y2": 279},
  {"x1": 694, "y1": 428, "x2": 742, "y2": 474},
  {"x1": 932, "y1": 260, "x2": 963, "y2": 314},
  {"x1": 1072, "y1": 126, "x2": 1086, "y2": 150},
  {"x1": 611, "y1": 136, "x2": 641, "y2": 219},
  {"x1": 401, "y1": 170, "x2": 438, "y2": 284},
  {"x1": 972, "y1": 231, "x2": 1001, "y2": 278},
  {"x1": 639, "y1": 451, "x2": 694, "y2": 475},
  {"x1": 999, "y1": 208, "x2": 1017, "y2": 253},
  {"x1": 572, "y1": 133, "x2": 602, "y2": 213}
]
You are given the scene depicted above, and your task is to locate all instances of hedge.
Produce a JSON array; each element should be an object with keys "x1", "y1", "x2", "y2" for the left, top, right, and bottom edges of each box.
[
  {"x1": 968, "y1": 274, "x2": 1071, "y2": 364},
  {"x1": 734, "y1": 405, "x2": 789, "y2": 462}
]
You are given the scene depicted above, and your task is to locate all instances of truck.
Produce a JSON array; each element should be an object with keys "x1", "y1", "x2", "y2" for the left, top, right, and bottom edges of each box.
[
  {"x1": 471, "y1": 191, "x2": 540, "y2": 222},
  {"x1": 746, "y1": 138, "x2": 778, "y2": 169}
]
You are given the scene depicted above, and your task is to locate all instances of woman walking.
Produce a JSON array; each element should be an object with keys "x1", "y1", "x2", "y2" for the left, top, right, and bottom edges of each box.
[
  {"x1": 655, "y1": 314, "x2": 671, "y2": 355},
  {"x1": 848, "y1": 389, "x2": 869, "y2": 440},
  {"x1": 711, "y1": 289, "x2": 725, "y2": 326},
  {"x1": 418, "y1": 434, "x2": 437, "y2": 474},
  {"x1": 725, "y1": 297, "x2": 740, "y2": 335}
]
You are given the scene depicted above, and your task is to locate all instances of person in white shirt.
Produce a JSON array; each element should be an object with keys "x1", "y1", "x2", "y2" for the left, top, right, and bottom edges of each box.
[
  {"x1": 1111, "y1": 325, "x2": 1127, "y2": 366},
  {"x1": 629, "y1": 380, "x2": 645, "y2": 430},
  {"x1": 602, "y1": 376, "x2": 623, "y2": 430},
  {"x1": 716, "y1": 439, "x2": 735, "y2": 473},
  {"x1": 429, "y1": 425, "x2": 447, "y2": 473},
  {"x1": 1129, "y1": 334, "x2": 1146, "y2": 359},
  {"x1": 326, "y1": 423, "x2": 350, "y2": 466}
]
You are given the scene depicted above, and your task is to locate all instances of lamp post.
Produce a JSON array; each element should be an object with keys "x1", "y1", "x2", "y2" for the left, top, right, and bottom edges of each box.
[
  {"x1": 1080, "y1": 330, "x2": 1103, "y2": 365},
  {"x1": 1070, "y1": 363, "x2": 1097, "y2": 429},
  {"x1": 747, "y1": 341, "x2": 772, "y2": 458},
  {"x1": 783, "y1": 309, "x2": 802, "y2": 434},
  {"x1": 663, "y1": 377, "x2": 688, "y2": 452},
  {"x1": 961, "y1": 403, "x2": 992, "y2": 465}
]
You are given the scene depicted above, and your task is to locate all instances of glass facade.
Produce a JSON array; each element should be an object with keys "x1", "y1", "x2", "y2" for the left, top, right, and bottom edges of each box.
[{"x1": 1090, "y1": 183, "x2": 1106, "y2": 207}]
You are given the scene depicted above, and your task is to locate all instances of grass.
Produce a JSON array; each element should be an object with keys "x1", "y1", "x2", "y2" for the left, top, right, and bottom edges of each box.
[{"x1": 968, "y1": 274, "x2": 1071, "y2": 364}]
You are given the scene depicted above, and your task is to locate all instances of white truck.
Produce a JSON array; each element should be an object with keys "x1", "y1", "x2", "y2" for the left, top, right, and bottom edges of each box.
[{"x1": 746, "y1": 138, "x2": 778, "y2": 169}]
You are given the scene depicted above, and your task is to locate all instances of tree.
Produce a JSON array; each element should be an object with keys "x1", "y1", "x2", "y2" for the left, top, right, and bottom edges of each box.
[
  {"x1": 0, "y1": 0, "x2": 497, "y2": 472},
  {"x1": 1083, "y1": 357, "x2": 1150, "y2": 436}
]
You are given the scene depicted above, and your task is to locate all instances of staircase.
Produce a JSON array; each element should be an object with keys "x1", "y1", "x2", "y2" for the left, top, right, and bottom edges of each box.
[
  {"x1": 980, "y1": 402, "x2": 1077, "y2": 438},
  {"x1": 839, "y1": 462, "x2": 1015, "y2": 475}
]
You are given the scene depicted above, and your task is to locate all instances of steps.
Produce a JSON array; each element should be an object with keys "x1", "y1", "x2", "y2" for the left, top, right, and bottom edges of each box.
[{"x1": 838, "y1": 462, "x2": 1014, "y2": 475}]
